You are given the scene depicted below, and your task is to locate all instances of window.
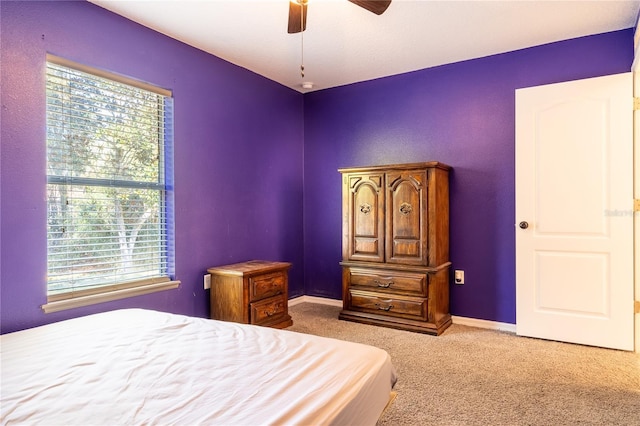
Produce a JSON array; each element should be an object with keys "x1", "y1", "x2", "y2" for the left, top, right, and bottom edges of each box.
[{"x1": 44, "y1": 55, "x2": 178, "y2": 312}]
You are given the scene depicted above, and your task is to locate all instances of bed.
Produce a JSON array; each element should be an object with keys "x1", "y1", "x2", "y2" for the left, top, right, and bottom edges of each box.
[{"x1": 1, "y1": 308, "x2": 397, "y2": 425}]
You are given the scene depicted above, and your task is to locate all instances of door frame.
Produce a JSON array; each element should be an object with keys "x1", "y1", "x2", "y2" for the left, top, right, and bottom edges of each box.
[{"x1": 632, "y1": 25, "x2": 640, "y2": 353}]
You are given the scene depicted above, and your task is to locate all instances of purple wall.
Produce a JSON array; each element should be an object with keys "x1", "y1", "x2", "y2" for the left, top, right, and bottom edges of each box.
[
  {"x1": 302, "y1": 29, "x2": 634, "y2": 324},
  {"x1": 1, "y1": 1, "x2": 304, "y2": 333},
  {"x1": 0, "y1": 0, "x2": 633, "y2": 333}
]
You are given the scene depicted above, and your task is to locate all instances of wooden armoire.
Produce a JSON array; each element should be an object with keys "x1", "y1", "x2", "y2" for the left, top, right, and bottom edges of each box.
[{"x1": 338, "y1": 162, "x2": 451, "y2": 335}]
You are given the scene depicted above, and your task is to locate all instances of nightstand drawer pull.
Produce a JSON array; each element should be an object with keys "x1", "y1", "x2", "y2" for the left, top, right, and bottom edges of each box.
[
  {"x1": 265, "y1": 309, "x2": 276, "y2": 317},
  {"x1": 376, "y1": 304, "x2": 394, "y2": 311},
  {"x1": 374, "y1": 279, "x2": 393, "y2": 288}
]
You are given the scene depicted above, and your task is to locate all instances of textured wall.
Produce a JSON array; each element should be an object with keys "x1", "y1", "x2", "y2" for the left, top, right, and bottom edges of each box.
[
  {"x1": 302, "y1": 29, "x2": 634, "y2": 323},
  {"x1": 0, "y1": 0, "x2": 304, "y2": 333},
  {"x1": 0, "y1": 0, "x2": 633, "y2": 331}
]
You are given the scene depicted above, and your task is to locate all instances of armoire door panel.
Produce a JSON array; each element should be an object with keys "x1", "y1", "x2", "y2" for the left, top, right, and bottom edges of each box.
[
  {"x1": 386, "y1": 170, "x2": 428, "y2": 265},
  {"x1": 347, "y1": 173, "x2": 385, "y2": 262},
  {"x1": 392, "y1": 240, "x2": 420, "y2": 257},
  {"x1": 353, "y1": 184, "x2": 378, "y2": 237},
  {"x1": 354, "y1": 238, "x2": 380, "y2": 256}
]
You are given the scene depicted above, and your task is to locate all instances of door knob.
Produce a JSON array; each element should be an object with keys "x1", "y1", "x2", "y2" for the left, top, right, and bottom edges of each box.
[{"x1": 519, "y1": 221, "x2": 529, "y2": 229}]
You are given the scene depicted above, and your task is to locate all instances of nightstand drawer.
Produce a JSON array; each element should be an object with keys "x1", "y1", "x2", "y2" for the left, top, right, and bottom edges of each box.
[
  {"x1": 347, "y1": 267, "x2": 427, "y2": 296},
  {"x1": 348, "y1": 290, "x2": 428, "y2": 321},
  {"x1": 249, "y1": 271, "x2": 286, "y2": 302},
  {"x1": 251, "y1": 295, "x2": 287, "y2": 325}
]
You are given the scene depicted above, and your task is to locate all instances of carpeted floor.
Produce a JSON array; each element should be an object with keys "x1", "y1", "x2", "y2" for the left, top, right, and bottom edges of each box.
[{"x1": 287, "y1": 303, "x2": 640, "y2": 426}]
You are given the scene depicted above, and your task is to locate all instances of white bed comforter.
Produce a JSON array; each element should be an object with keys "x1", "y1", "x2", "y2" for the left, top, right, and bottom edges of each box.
[{"x1": 1, "y1": 309, "x2": 396, "y2": 425}]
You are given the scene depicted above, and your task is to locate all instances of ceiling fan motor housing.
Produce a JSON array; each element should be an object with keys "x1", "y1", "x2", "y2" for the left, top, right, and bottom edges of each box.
[{"x1": 288, "y1": 0, "x2": 391, "y2": 34}]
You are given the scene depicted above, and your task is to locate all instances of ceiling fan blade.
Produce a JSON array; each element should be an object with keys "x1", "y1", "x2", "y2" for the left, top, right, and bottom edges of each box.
[
  {"x1": 348, "y1": 0, "x2": 392, "y2": 15},
  {"x1": 288, "y1": 1, "x2": 308, "y2": 34}
]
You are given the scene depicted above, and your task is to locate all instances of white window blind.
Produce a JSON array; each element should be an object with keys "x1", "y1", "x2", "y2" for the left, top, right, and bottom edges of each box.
[{"x1": 46, "y1": 57, "x2": 174, "y2": 299}]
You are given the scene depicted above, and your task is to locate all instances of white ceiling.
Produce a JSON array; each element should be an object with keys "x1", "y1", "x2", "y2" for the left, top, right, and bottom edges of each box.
[{"x1": 88, "y1": 0, "x2": 640, "y2": 93}]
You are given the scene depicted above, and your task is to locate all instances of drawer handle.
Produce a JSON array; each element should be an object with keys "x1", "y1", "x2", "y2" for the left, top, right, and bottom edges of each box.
[
  {"x1": 264, "y1": 309, "x2": 276, "y2": 317},
  {"x1": 374, "y1": 279, "x2": 393, "y2": 288},
  {"x1": 399, "y1": 202, "x2": 413, "y2": 215},
  {"x1": 376, "y1": 304, "x2": 394, "y2": 312},
  {"x1": 359, "y1": 203, "x2": 372, "y2": 214}
]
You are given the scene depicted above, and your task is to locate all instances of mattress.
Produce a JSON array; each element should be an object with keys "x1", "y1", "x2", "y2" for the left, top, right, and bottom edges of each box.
[{"x1": 1, "y1": 308, "x2": 397, "y2": 425}]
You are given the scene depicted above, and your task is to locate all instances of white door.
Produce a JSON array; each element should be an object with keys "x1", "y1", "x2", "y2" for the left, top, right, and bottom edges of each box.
[{"x1": 515, "y1": 73, "x2": 634, "y2": 351}]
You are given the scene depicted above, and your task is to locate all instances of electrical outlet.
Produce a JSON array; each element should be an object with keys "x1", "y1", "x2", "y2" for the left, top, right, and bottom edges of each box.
[
  {"x1": 203, "y1": 274, "x2": 211, "y2": 290},
  {"x1": 454, "y1": 270, "x2": 464, "y2": 285}
]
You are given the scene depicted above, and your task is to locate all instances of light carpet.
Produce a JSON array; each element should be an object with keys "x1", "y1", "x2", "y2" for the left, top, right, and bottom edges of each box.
[{"x1": 287, "y1": 303, "x2": 640, "y2": 426}]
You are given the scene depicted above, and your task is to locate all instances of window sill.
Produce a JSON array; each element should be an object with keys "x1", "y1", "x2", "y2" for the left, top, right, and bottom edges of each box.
[{"x1": 42, "y1": 280, "x2": 181, "y2": 314}]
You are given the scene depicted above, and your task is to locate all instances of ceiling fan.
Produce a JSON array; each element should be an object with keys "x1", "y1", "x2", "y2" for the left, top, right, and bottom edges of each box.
[{"x1": 287, "y1": 0, "x2": 392, "y2": 33}]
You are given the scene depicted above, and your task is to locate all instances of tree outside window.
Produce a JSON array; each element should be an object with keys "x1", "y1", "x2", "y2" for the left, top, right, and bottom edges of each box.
[{"x1": 46, "y1": 59, "x2": 173, "y2": 297}]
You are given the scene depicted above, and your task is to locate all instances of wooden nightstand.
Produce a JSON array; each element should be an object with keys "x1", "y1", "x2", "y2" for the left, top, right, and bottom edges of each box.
[{"x1": 207, "y1": 260, "x2": 293, "y2": 329}]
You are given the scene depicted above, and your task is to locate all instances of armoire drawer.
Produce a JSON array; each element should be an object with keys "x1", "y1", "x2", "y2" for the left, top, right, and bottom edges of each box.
[
  {"x1": 250, "y1": 294, "x2": 287, "y2": 325},
  {"x1": 348, "y1": 290, "x2": 428, "y2": 321},
  {"x1": 347, "y1": 267, "x2": 428, "y2": 296}
]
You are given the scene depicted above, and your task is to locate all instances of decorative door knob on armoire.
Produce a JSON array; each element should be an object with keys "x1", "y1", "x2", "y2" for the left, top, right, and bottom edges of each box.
[{"x1": 338, "y1": 162, "x2": 452, "y2": 335}]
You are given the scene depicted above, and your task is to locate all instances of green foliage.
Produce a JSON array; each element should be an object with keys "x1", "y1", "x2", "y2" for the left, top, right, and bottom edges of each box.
[{"x1": 46, "y1": 63, "x2": 168, "y2": 292}]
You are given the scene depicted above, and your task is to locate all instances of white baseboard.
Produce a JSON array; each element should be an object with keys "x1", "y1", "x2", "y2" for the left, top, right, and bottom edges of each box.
[
  {"x1": 289, "y1": 296, "x2": 516, "y2": 333},
  {"x1": 451, "y1": 315, "x2": 516, "y2": 333},
  {"x1": 289, "y1": 295, "x2": 343, "y2": 307}
]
